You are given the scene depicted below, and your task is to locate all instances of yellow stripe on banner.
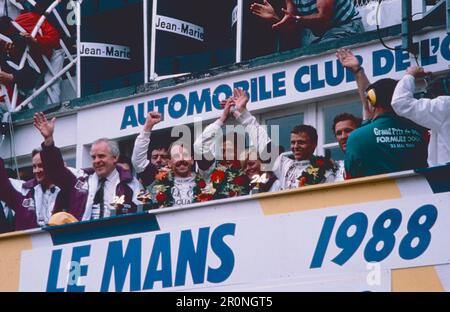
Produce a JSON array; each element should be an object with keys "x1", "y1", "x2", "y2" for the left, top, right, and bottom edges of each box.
[
  {"x1": 0, "y1": 232, "x2": 32, "y2": 291},
  {"x1": 258, "y1": 177, "x2": 402, "y2": 216},
  {"x1": 392, "y1": 266, "x2": 444, "y2": 292}
]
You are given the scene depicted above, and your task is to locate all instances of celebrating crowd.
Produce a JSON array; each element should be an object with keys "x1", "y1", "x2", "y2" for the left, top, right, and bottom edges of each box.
[{"x1": 1, "y1": 45, "x2": 449, "y2": 233}]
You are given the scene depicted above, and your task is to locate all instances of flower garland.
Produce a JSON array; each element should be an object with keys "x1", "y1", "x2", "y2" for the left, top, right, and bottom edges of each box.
[
  {"x1": 152, "y1": 160, "x2": 250, "y2": 207},
  {"x1": 152, "y1": 168, "x2": 215, "y2": 207},
  {"x1": 297, "y1": 156, "x2": 338, "y2": 187},
  {"x1": 151, "y1": 169, "x2": 175, "y2": 208},
  {"x1": 206, "y1": 160, "x2": 249, "y2": 199},
  {"x1": 193, "y1": 175, "x2": 215, "y2": 203}
]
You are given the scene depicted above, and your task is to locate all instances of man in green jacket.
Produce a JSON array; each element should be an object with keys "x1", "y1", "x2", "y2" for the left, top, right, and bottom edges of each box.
[{"x1": 344, "y1": 78, "x2": 429, "y2": 178}]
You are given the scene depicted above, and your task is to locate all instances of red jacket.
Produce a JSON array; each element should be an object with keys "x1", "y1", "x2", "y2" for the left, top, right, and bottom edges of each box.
[{"x1": 15, "y1": 12, "x2": 60, "y2": 58}]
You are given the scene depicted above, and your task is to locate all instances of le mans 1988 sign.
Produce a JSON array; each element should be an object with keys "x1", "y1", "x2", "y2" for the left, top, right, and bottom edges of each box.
[{"x1": 18, "y1": 191, "x2": 450, "y2": 292}]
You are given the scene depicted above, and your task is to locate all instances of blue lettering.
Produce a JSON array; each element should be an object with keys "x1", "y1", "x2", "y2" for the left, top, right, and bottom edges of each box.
[
  {"x1": 212, "y1": 85, "x2": 233, "y2": 110},
  {"x1": 441, "y1": 35, "x2": 450, "y2": 60},
  {"x1": 207, "y1": 223, "x2": 236, "y2": 284},
  {"x1": 101, "y1": 238, "x2": 142, "y2": 292},
  {"x1": 147, "y1": 100, "x2": 154, "y2": 112},
  {"x1": 310, "y1": 64, "x2": 325, "y2": 90},
  {"x1": 154, "y1": 97, "x2": 168, "y2": 120},
  {"x1": 137, "y1": 102, "x2": 146, "y2": 126},
  {"x1": 272, "y1": 71, "x2": 286, "y2": 98},
  {"x1": 143, "y1": 233, "x2": 172, "y2": 290},
  {"x1": 258, "y1": 76, "x2": 272, "y2": 100},
  {"x1": 250, "y1": 78, "x2": 258, "y2": 102},
  {"x1": 67, "y1": 245, "x2": 90, "y2": 292},
  {"x1": 168, "y1": 94, "x2": 187, "y2": 119},
  {"x1": 188, "y1": 89, "x2": 212, "y2": 116},
  {"x1": 395, "y1": 45, "x2": 411, "y2": 71},
  {"x1": 373, "y1": 49, "x2": 394, "y2": 76},
  {"x1": 233, "y1": 80, "x2": 250, "y2": 95},
  {"x1": 420, "y1": 38, "x2": 438, "y2": 66},
  {"x1": 325, "y1": 60, "x2": 344, "y2": 87},
  {"x1": 294, "y1": 66, "x2": 310, "y2": 92},
  {"x1": 120, "y1": 105, "x2": 138, "y2": 130},
  {"x1": 46, "y1": 249, "x2": 65, "y2": 292},
  {"x1": 174, "y1": 228, "x2": 210, "y2": 287}
]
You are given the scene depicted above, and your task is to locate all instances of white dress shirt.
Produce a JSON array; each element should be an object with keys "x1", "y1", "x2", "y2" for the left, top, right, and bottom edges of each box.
[
  {"x1": 272, "y1": 152, "x2": 336, "y2": 190},
  {"x1": 101, "y1": 169, "x2": 120, "y2": 218},
  {"x1": 392, "y1": 74, "x2": 450, "y2": 166}
]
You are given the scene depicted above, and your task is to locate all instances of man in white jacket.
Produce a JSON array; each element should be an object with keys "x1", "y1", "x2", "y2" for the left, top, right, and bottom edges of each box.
[
  {"x1": 391, "y1": 66, "x2": 449, "y2": 166},
  {"x1": 272, "y1": 124, "x2": 337, "y2": 189},
  {"x1": 132, "y1": 112, "x2": 201, "y2": 207},
  {"x1": 194, "y1": 88, "x2": 273, "y2": 175},
  {"x1": 131, "y1": 112, "x2": 170, "y2": 188}
]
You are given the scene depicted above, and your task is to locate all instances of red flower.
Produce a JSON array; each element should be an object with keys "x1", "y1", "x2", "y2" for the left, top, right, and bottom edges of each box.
[
  {"x1": 233, "y1": 175, "x2": 247, "y2": 186},
  {"x1": 198, "y1": 179, "x2": 206, "y2": 189},
  {"x1": 229, "y1": 191, "x2": 239, "y2": 197},
  {"x1": 196, "y1": 193, "x2": 213, "y2": 202},
  {"x1": 211, "y1": 170, "x2": 225, "y2": 183},
  {"x1": 155, "y1": 170, "x2": 168, "y2": 181},
  {"x1": 316, "y1": 159, "x2": 325, "y2": 167},
  {"x1": 299, "y1": 176, "x2": 306, "y2": 187},
  {"x1": 231, "y1": 160, "x2": 241, "y2": 169},
  {"x1": 156, "y1": 192, "x2": 167, "y2": 203}
]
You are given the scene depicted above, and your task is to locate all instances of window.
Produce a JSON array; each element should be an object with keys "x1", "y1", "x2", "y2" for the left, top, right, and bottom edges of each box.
[
  {"x1": 154, "y1": 0, "x2": 236, "y2": 77},
  {"x1": 265, "y1": 112, "x2": 304, "y2": 153},
  {"x1": 81, "y1": 0, "x2": 144, "y2": 96}
]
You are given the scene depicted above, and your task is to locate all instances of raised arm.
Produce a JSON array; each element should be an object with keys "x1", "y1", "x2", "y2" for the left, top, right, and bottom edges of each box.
[
  {"x1": 392, "y1": 66, "x2": 450, "y2": 131},
  {"x1": 336, "y1": 48, "x2": 374, "y2": 120},
  {"x1": 232, "y1": 88, "x2": 271, "y2": 155},
  {"x1": 33, "y1": 112, "x2": 77, "y2": 190},
  {"x1": 194, "y1": 98, "x2": 235, "y2": 171},
  {"x1": 132, "y1": 112, "x2": 162, "y2": 174}
]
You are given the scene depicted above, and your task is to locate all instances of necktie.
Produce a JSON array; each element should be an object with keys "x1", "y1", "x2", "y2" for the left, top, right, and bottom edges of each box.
[
  {"x1": 93, "y1": 178, "x2": 106, "y2": 218},
  {"x1": 6, "y1": 207, "x2": 14, "y2": 226},
  {"x1": 0, "y1": 202, "x2": 5, "y2": 225},
  {"x1": 3, "y1": 1, "x2": 8, "y2": 17}
]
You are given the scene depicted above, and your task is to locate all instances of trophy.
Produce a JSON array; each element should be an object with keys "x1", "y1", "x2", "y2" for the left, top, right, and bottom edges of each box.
[
  {"x1": 250, "y1": 173, "x2": 269, "y2": 194},
  {"x1": 109, "y1": 195, "x2": 129, "y2": 216}
]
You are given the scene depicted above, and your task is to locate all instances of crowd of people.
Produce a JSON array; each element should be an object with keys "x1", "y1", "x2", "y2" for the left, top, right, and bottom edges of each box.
[
  {"x1": 1, "y1": 45, "x2": 448, "y2": 233},
  {"x1": 0, "y1": 1, "x2": 448, "y2": 234}
]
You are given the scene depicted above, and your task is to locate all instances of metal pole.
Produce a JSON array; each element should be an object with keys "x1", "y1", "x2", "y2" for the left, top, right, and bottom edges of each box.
[
  {"x1": 401, "y1": 0, "x2": 414, "y2": 53},
  {"x1": 447, "y1": 0, "x2": 450, "y2": 34},
  {"x1": 150, "y1": 0, "x2": 158, "y2": 80},
  {"x1": 236, "y1": 0, "x2": 243, "y2": 63},
  {"x1": 76, "y1": 0, "x2": 81, "y2": 97},
  {"x1": 143, "y1": 0, "x2": 149, "y2": 83}
]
